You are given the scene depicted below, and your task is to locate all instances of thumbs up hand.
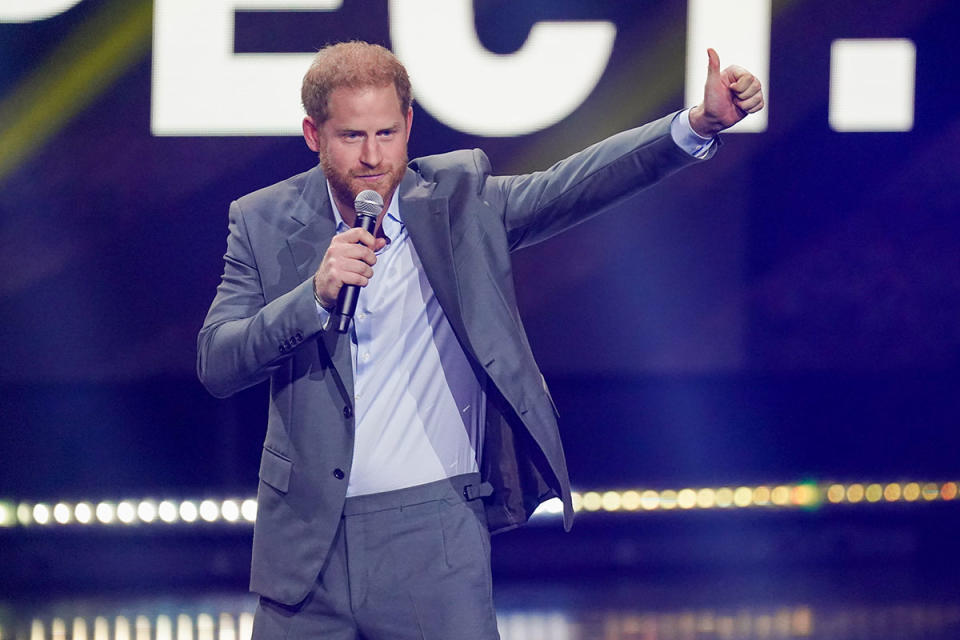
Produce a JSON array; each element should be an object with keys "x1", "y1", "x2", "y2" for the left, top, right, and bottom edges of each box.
[{"x1": 689, "y1": 48, "x2": 764, "y2": 137}]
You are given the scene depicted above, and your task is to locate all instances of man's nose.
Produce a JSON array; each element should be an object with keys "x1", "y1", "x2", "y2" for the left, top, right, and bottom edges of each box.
[{"x1": 360, "y1": 139, "x2": 381, "y2": 167}]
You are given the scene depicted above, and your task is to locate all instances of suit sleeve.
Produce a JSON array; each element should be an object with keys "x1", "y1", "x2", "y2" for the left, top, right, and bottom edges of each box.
[
  {"x1": 197, "y1": 200, "x2": 324, "y2": 398},
  {"x1": 483, "y1": 112, "x2": 715, "y2": 251}
]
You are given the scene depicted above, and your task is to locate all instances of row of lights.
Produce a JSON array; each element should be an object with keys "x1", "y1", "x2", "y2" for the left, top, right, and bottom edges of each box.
[
  {"x1": 534, "y1": 481, "x2": 960, "y2": 516},
  {"x1": 0, "y1": 498, "x2": 257, "y2": 528},
  {"x1": 11, "y1": 605, "x2": 960, "y2": 640},
  {"x1": 5, "y1": 612, "x2": 254, "y2": 640},
  {"x1": 2, "y1": 481, "x2": 957, "y2": 528}
]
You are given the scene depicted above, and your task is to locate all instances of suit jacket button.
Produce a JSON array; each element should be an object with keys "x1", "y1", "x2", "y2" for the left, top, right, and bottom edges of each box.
[
  {"x1": 333, "y1": 468, "x2": 345, "y2": 480},
  {"x1": 343, "y1": 405, "x2": 353, "y2": 419}
]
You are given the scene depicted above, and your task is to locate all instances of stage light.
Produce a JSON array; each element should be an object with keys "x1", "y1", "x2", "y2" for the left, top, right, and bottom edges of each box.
[
  {"x1": 697, "y1": 488, "x2": 717, "y2": 509},
  {"x1": 72, "y1": 617, "x2": 87, "y2": 640},
  {"x1": 221, "y1": 499, "x2": 240, "y2": 523},
  {"x1": 138, "y1": 500, "x2": 158, "y2": 523},
  {"x1": 715, "y1": 487, "x2": 734, "y2": 508},
  {"x1": 180, "y1": 501, "x2": 199, "y2": 523},
  {"x1": 241, "y1": 499, "x2": 257, "y2": 522},
  {"x1": 17, "y1": 502, "x2": 33, "y2": 525},
  {"x1": 621, "y1": 490, "x2": 641, "y2": 511},
  {"x1": 753, "y1": 486, "x2": 771, "y2": 505},
  {"x1": 942, "y1": 482, "x2": 958, "y2": 501},
  {"x1": 770, "y1": 486, "x2": 790, "y2": 506},
  {"x1": 865, "y1": 484, "x2": 883, "y2": 503},
  {"x1": 33, "y1": 503, "x2": 51, "y2": 525},
  {"x1": 136, "y1": 615, "x2": 151, "y2": 640},
  {"x1": 177, "y1": 614, "x2": 193, "y2": 640},
  {"x1": 53, "y1": 502, "x2": 72, "y2": 524},
  {"x1": 75, "y1": 501, "x2": 94, "y2": 524},
  {"x1": 197, "y1": 613, "x2": 214, "y2": 640},
  {"x1": 117, "y1": 501, "x2": 137, "y2": 524},
  {"x1": 659, "y1": 490, "x2": 678, "y2": 510},
  {"x1": 847, "y1": 484, "x2": 865, "y2": 503},
  {"x1": 640, "y1": 490, "x2": 659, "y2": 510},
  {"x1": 158, "y1": 500, "x2": 179, "y2": 523},
  {"x1": 238, "y1": 613, "x2": 254, "y2": 640},
  {"x1": 52, "y1": 617, "x2": 66, "y2": 640},
  {"x1": 96, "y1": 501, "x2": 117, "y2": 524},
  {"x1": 94, "y1": 616, "x2": 109, "y2": 640},
  {"x1": 733, "y1": 487, "x2": 752, "y2": 507},
  {"x1": 792, "y1": 484, "x2": 819, "y2": 507},
  {"x1": 601, "y1": 491, "x2": 621, "y2": 512},
  {"x1": 570, "y1": 492, "x2": 583, "y2": 512},
  {"x1": 826, "y1": 484, "x2": 845, "y2": 503},
  {"x1": 31, "y1": 619, "x2": 44, "y2": 640},
  {"x1": 115, "y1": 616, "x2": 131, "y2": 640},
  {"x1": 884, "y1": 483, "x2": 902, "y2": 502},
  {"x1": 156, "y1": 615, "x2": 173, "y2": 640},
  {"x1": 199, "y1": 500, "x2": 220, "y2": 522},
  {"x1": 219, "y1": 613, "x2": 236, "y2": 640},
  {"x1": 0, "y1": 500, "x2": 14, "y2": 527},
  {"x1": 922, "y1": 482, "x2": 939, "y2": 500},
  {"x1": 677, "y1": 489, "x2": 697, "y2": 509},
  {"x1": 581, "y1": 492, "x2": 602, "y2": 512},
  {"x1": 903, "y1": 482, "x2": 921, "y2": 502}
]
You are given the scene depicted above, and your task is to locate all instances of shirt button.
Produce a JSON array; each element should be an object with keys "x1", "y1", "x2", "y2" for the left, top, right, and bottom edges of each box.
[
  {"x1": 361, "y1": 353, "x2": 371, "y2": 363},
  {"x1": 357, "y1": 313, "x2": 366, "y2": 320},
  {"x1": 333, "y1": 468, "x2": 345, "y2": 480}
]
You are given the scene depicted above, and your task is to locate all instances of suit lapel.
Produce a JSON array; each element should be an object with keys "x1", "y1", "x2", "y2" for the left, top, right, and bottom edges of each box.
[
  {"x1": 284, "y1": 166, "x2": 354, "y2": 397},
  {"x1": 287, "y1": 167, "x2": 337, "y2": 283},
  {"x1": 400, "y1": 171, "x2": 472, "y2": 354}
]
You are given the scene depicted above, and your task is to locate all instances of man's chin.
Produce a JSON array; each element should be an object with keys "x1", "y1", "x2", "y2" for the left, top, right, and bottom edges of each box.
[{"x1": 351, "y1": 176, "x2": 398, "y2": 201}]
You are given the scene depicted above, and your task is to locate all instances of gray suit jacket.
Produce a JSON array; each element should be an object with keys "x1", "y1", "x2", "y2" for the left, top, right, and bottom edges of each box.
[{"x1": 198, "y1": 111, "x2": 711, "y2": 605}]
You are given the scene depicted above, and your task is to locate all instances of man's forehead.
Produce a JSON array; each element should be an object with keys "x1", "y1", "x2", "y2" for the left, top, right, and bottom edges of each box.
[{"x1": 326, "y1": 84, "x2": 405, "y2": 120}]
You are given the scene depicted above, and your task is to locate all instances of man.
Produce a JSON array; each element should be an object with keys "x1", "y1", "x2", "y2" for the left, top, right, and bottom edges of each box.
[{"x1": 198, "y1": 41, "x2": 762, "y2": 639}]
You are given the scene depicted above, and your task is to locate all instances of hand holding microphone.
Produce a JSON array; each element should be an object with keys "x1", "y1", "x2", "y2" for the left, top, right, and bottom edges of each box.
[{"x1": 313, "y1": 190, "x2": 385, "y2": 333}]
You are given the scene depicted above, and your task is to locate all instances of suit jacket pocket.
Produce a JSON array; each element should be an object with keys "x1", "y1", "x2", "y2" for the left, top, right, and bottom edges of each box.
[{"x1": 259, "y1": 447, "x2": 293, "y2": 493}]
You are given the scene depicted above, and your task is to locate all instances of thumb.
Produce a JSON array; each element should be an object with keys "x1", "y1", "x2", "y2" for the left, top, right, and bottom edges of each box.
[{"x1": 706, "y1": 47, "x2": 720, "y2": 76}]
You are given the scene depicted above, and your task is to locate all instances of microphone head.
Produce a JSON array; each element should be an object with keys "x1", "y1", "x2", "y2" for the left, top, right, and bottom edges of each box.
[{"x1": 354, "y1": 190, "x2": 384, "y2": 217}]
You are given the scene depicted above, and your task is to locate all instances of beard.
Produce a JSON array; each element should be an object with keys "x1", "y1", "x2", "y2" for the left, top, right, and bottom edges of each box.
[{"x1": 318, "y1": 146, "x2": 407, "y2": 216}]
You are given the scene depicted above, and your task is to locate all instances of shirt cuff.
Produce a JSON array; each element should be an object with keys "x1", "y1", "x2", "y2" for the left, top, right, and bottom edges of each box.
[
  {"x1": 315, "y1": 294, "x2": 332, "y2": 326},
  {"x1": 671, "y1": 108, "x2": 716, "y2": 159}
]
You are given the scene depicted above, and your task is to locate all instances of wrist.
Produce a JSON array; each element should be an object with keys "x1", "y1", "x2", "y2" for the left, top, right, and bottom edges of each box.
[
  {"x1": 313, "y1": 275, "x2": 333, "y2": 310},
  {"x1": 688, "y1": 105, "x2": 722, "y2": 138}
]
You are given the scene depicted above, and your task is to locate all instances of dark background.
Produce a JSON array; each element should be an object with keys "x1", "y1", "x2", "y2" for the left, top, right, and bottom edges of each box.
[{"x1": 1, "y1": 0, "x2": 957, "y2": 519}]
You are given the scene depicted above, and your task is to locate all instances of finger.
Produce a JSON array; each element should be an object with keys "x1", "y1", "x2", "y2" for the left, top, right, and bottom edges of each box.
[
  {"x1": 733, "y1": 81, "x2": 762, "y2": 104},
  {"x1": 736, "y1": 93, "x2": 764, "y2": 114},
  {"x1": 331, "y1": 242, "x2": 378, "y2": 266},
  {"x1": 724, "y1": 66, "x2": 754, "y2": 92},
  {"x1": 334, "y1": 226, "x2": 379, "y2": 250},
  {"x1": 707, "y1": 47, "x2": 720, "y2": 77},
  {"x1": 326, "y1": 254, "x2": 375, "y2": 280}
]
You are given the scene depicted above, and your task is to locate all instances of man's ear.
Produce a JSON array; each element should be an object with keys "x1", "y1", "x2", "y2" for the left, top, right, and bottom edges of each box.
[
  {"x1": 302, "y1": 116, "x2": 320, "y2": 152},
  {"x1": 404, "y1": 106, "x2": 413, "y2": 143}
]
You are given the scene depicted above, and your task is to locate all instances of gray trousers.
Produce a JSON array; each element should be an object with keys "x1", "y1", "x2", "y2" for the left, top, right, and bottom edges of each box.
[{"x1": 251, "y1": 473, "x2": 501, "y2": 639}]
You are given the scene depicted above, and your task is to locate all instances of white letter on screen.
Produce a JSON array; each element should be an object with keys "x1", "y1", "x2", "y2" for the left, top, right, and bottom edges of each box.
[
  {"x1": 829, "y1": 39, "x2": 915, "y2": 132},
  {"x1": 685, "y1": 0, "x2": 770, "y2": 133},
  {"x1": 0, "y1": 0, "x2": 84, "y2": 22},
  {"x1": 389, "y1": 0, "x2": 616, "y2": 137},
  {"x1": 151, "y1": 0, "x2": 340, "y2": 136}
]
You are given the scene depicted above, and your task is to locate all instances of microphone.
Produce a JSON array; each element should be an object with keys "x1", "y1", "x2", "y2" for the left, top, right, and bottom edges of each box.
[{"x1": 328, "y1": 189, "x2": 383, "y2": 334}]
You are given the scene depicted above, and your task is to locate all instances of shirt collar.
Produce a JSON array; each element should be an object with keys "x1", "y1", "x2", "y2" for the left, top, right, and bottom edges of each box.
[{"x1": 325, "y1": 181, "x2": 403, "y2": 241}]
